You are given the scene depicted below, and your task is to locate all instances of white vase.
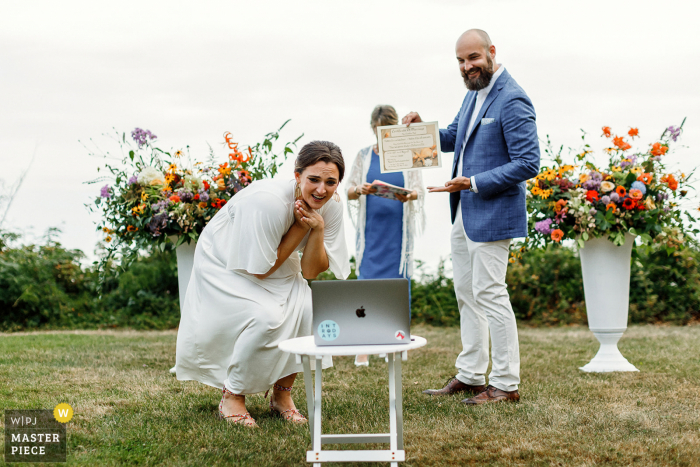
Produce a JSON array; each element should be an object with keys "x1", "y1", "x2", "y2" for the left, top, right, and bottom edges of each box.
[
  {"x1": 578, "y1": 232, "x2": 639, "y2": 373},
  {"x1": 168, "y1": 236, "x2": 197, "y2": 310},
  {"x1": 168, "y1": 236, "x2": 196, "y2": 375}
]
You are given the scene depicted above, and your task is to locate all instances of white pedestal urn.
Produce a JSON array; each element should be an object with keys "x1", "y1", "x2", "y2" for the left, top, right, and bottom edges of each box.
[
  {"x1": 168, "y1": 236, "x2": 197, "y2": 374},
  {"x1": 578, "y1": 232, "x2": 639, "y2": 373}
]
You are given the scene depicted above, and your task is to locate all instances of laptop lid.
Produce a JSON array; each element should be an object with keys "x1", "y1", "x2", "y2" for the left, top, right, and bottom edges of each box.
[{"x1": 311, "y1": 278, "x2": 411, "y2": 346}]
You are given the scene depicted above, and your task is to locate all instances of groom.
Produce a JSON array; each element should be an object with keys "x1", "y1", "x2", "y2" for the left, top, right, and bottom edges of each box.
[{"x1": 403, "y1": 29, "x2": 540, "y2": 404}]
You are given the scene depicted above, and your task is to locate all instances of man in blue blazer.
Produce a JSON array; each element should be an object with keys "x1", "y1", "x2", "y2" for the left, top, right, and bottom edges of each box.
[{"x1": 403, "y1": 29, "x2": 540, "y2": 404}]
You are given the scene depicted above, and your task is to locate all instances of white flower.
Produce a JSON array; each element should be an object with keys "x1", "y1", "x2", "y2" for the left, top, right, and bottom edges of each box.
[{"x1": 137, "y1": 166, "x2": 163, "y2": 185}]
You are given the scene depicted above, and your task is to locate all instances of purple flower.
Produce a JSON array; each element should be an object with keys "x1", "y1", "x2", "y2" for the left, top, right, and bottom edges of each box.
[
  {"x1": 657, "y1": 192, "x2": 668, "y2": 202},
  {"x1": 131, "y1": 128, "x2": 157, "y2": 148},
  {"x1": 589, "y1": 171, "x2": 603, "y2": 181},
  {"x1": 620, "y1": 159, "x2": 633, "y2": 169},
  {"x1": 151, "y1": 199, "x2": 170, "y2": 213},
  {"x1": 601, "y1": 195, "x2": 611, "y2": 205},
  {"x1": 179, "y1": 191, "x2": 194, "y2": 203},
  {"x1": 199, "y1": 190, "x2": 210, "y2": 202},
  {"x1": 667, "y1": 125, "x2": 681, "y2": 142},
  {"x1": 100, "y1": 185, "x2": 112, "y2": 198},
  {"x1": 631, "y1": 181, "x2": 647, "y2": 195},
  {"x1": 589, "y1": 208, "x2": 597, "y2": 216},
  {"x1": 583, "y1": 179, "x2": 601, "y2": 190},
  {"x1": 535, "y1": 218, "x2": 553, "y2": 235},
  {"x1": 128, "y1": 175, "x2": 138, "y2": 185},
  {"x1": 148, "y1": 212, "x2": 168, "y2": 236},
  {"x1": 610, "y1": 192, "x2": 620, "y2": 203}
]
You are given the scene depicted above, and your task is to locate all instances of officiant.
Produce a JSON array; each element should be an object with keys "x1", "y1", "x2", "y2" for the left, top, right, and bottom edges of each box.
[{"x1": 346, "y1": 104, "x2": 425, "y2": 366}]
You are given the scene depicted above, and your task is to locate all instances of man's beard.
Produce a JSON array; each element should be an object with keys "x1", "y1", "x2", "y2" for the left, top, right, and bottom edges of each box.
[{"x1": 462, "y1": 55, "x2": 495, "y2": 91}]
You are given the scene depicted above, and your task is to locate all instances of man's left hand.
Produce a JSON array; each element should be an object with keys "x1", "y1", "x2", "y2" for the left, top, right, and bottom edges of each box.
[{"x1": 428, "y1": 176, "x2": 471, "y2": 193}]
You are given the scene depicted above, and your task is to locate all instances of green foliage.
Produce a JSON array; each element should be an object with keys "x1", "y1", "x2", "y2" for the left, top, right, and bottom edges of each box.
[
  {"x1": 0, "y1": 230, "x2": 179, "y2": 332},
  {"x1": 2, "y1": 230, "x2": 699, "y2": 331}
]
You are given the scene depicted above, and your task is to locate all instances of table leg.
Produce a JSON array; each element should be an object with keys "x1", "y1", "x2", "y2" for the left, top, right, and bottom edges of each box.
[
  {"x1": 301, "y1": 355, "x2": 315, "y2": 440},
  {"x1": 313, "y1": 357, "x2": 323, "y2": 467},
  {"x1": 395, "y1": 352, "x2": 404, "y2": 450}
]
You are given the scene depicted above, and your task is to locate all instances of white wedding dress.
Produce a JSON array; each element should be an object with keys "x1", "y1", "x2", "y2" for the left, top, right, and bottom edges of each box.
[{"x1": 175, "y1": 178, "x2": 350, "y2": 394}]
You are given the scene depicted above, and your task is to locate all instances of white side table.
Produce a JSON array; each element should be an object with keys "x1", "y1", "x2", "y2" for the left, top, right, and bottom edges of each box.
[{"x1": 279, "y1": 335, "x2": 427, "y2": 467}]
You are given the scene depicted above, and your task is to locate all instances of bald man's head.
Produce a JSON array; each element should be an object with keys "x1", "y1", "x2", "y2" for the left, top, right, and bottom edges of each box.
[
  {"x1": 457, "y1": 29, "x2": 492, "y2": 52},
  {"x1": 455, "y1": 29, "x2": 498, "y2": 91}
]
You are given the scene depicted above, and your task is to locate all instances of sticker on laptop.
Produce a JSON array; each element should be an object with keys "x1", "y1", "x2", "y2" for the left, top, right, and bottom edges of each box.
[
  {"x1": 395, "y1": 330, "x2": 407, "y2": 341},
  {"x1": 318, "y1": 320, "x2": 340, "y2": 341}
]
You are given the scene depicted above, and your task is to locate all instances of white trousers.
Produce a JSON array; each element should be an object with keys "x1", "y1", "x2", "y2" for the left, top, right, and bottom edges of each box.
[{"x1": 451, "y1": 206, "x2": 520, "y2": 392}]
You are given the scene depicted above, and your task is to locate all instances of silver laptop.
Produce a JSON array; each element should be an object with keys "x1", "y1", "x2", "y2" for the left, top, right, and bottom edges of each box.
[{"x1": 311, "y1": 278, "x2": 411, "y2": 346}]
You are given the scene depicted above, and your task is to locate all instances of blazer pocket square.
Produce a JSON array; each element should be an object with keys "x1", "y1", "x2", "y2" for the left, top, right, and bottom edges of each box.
[{"x1": 481, "y1": 118, "x2": 495, "y2": 125}]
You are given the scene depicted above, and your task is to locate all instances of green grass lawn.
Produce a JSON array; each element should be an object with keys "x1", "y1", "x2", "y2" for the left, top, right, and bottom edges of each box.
[{"x1": 1, "y1": 324, "x2": 699, "y2": 466}]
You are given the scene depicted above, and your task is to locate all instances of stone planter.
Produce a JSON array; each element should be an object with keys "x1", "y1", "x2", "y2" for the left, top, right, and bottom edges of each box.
[{"x1": 578, "y1": 232, "x2": 639, "y2": 373}]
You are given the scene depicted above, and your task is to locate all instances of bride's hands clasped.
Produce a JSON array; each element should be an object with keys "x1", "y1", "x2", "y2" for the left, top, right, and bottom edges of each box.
[{"x1": 294, "y1": 200, "x2": 324, "y2": 231}]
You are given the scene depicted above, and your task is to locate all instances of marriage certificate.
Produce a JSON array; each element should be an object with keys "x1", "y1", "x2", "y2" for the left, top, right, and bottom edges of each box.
[{"x1": 376, "y1": 121, "x2": 442, "y2": 173}]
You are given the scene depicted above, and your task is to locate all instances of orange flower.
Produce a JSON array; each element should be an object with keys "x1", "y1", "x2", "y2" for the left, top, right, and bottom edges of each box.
[
  {"x1": 629, "y1": 189, "x2": 643, "y2": 200},
  {"x1": 602, "y1": 126, "x2": 612, "y2": 138},
  {"x1": 127, "y1": 225, "x2": 138, "y2": 232},
  {"x1": 554, "y1": 199, "x2": 568, "y2": 213},
  {"x1": 216, "y1": 179, "x2": 226, "y2": 190},
  {"x1": 651, "y1": 142, "x2": 668, "y2": 156},
  {"x1": 606, "y1": 203, "x2": 617, "y2": 213},
  {"x1": 198, "y1": 201, "x2": 207, "y2": 209},
  {"x1": 616, "y1": 186, "x2": 626, "y2": 197},
  {"x1": 218, "y1": 163, "x2": 232, "y2": 176},
  {"x1": 637, "y1": 173, "x2": 653, "y2": 185},
  {"x1": 551, "y1": 229, "x2": 564, "y2": 243},
  {"x1": 612, "y1": 136, "x2": 631, "y2": 151},
  {"x1": 628, "y1": 128, "x2": 639, "y2": 138},
  {"x1": 660, "y1": 174, "x2": 678, "y2": 190},
  {"x1": 169, "y1": 195, "x2": 181, "y2": 203},
  {"x1": 622, "y1": 198, "x2": 637, "y2": 210}
]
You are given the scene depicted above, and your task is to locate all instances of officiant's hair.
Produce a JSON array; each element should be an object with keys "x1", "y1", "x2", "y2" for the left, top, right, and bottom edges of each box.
[
  {"x1": 295, "y1": 141, "x2": 345, "y2": 182},
  {"x1": 370, "y1": 105, "x2": 398, "y2": 130}
]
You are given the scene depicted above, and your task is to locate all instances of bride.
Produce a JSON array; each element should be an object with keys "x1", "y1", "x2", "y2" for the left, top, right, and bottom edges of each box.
[{"x1": 176, "y1": 141, "x2": 350, "y2": 428}]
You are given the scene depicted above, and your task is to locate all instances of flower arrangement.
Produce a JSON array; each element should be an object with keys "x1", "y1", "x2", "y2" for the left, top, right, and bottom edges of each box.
[
  {"x1": 87, "y1": 121, "x2": 301, "y2": 262},
  {"x1": 522, "y1": 120, "x2": 697, "y2": 254}
]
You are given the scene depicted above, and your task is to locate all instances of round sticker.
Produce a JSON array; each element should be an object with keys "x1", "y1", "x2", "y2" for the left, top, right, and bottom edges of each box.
[
  {"x1": 318, "y1": 320, "x2": 340, "y2": 341},
  {"x1": 395, "y1": 330, "x2": 407, "y2": 341}
]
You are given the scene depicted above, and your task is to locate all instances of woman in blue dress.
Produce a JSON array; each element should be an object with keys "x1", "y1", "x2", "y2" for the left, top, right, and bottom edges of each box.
[{"x1": 346, "y1": 105, "x2": 425, "y2": 366}]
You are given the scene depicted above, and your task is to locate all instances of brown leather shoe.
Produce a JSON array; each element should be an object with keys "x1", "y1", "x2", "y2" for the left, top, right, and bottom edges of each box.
[
  {"x1": 423, "y1": 377, "x2": 486, "y2": 396},
  {"x1": 461, "y1": 385, "x2": 520, "y2": 405}
]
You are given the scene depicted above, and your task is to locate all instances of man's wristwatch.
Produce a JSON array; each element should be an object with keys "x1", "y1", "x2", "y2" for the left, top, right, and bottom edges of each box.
[{"x1": 354, "y1": 186, "x2": 361, "y2": 196}]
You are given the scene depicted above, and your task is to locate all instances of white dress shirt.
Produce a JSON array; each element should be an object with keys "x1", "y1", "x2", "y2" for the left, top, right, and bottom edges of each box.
[{"x1": 456, "y1": 64, "x2": 505, "y2": 193}]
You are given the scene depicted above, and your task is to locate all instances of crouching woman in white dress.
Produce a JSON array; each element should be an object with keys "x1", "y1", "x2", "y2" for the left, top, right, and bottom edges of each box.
[{"x1": 176, "y1": 141, "x2": 350, "y2": 428}]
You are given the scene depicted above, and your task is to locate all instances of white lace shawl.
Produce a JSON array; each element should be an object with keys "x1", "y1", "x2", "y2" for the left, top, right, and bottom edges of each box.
[{"x1": 346, "y1": 146, "x2": 426, "y2": 277}]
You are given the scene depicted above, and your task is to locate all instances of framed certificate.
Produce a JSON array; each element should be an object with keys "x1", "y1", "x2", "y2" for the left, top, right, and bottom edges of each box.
[{"x1": 376, "y1": 121, "x2": 442, "y2": 173}]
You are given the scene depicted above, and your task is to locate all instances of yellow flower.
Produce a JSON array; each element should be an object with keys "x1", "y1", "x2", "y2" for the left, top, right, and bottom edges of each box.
[
  {"x1": 168, "y1": 163, "x2": 178, "y2": 172},
  {"x1": 630, "y1": 167, "x2": 643, "y2": 175},
  {"x1": 538, "y1": 189, "x2": 553, "y2": 199},
  {"x1": 531, "y1": 186, "x2": 542, "y2": 196},
  {"x1": 198, "y1": 201, "x2": 207, "y2": 209},
  {"x1": 165, "y1": 173, "x2": 176, "y2": 184},
  {"x1": 579, "y1": 173, "x2": 590, "y2": 183},
  {"x1": 105, "y1": 236, "x2": 112, "y2": 242},
  {"x1": 611, "y1": 166, "x2": 621, "y2": 172},
  {"x1": 644, "y1": 196, "x2": 656, "y2": 210},
  {"x1": 543, "y1": 169, "x2": 557, "y2": 181},
  {"x1": 174, "y1": 150, "x2": 183, "y2": 158},
  {"x1": 141, "y1": 191, "x2": 149, "y2": 201},
  {"x1": 216, "y1": 179, "x2": 226, "y2": 190}
]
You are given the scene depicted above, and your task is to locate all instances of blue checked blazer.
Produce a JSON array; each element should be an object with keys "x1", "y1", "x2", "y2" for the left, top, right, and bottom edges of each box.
[{"x1": 439, "y1": 69, "x2": 540, "y2": 242}]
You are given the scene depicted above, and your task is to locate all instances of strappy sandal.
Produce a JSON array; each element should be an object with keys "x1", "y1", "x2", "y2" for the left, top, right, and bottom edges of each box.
[
  {"x1": 266, "y1": 383, "x2": 307, "y2": 424},
  {"x1": 219, "y1": 387, "x2": 258, "y2": 428}
]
